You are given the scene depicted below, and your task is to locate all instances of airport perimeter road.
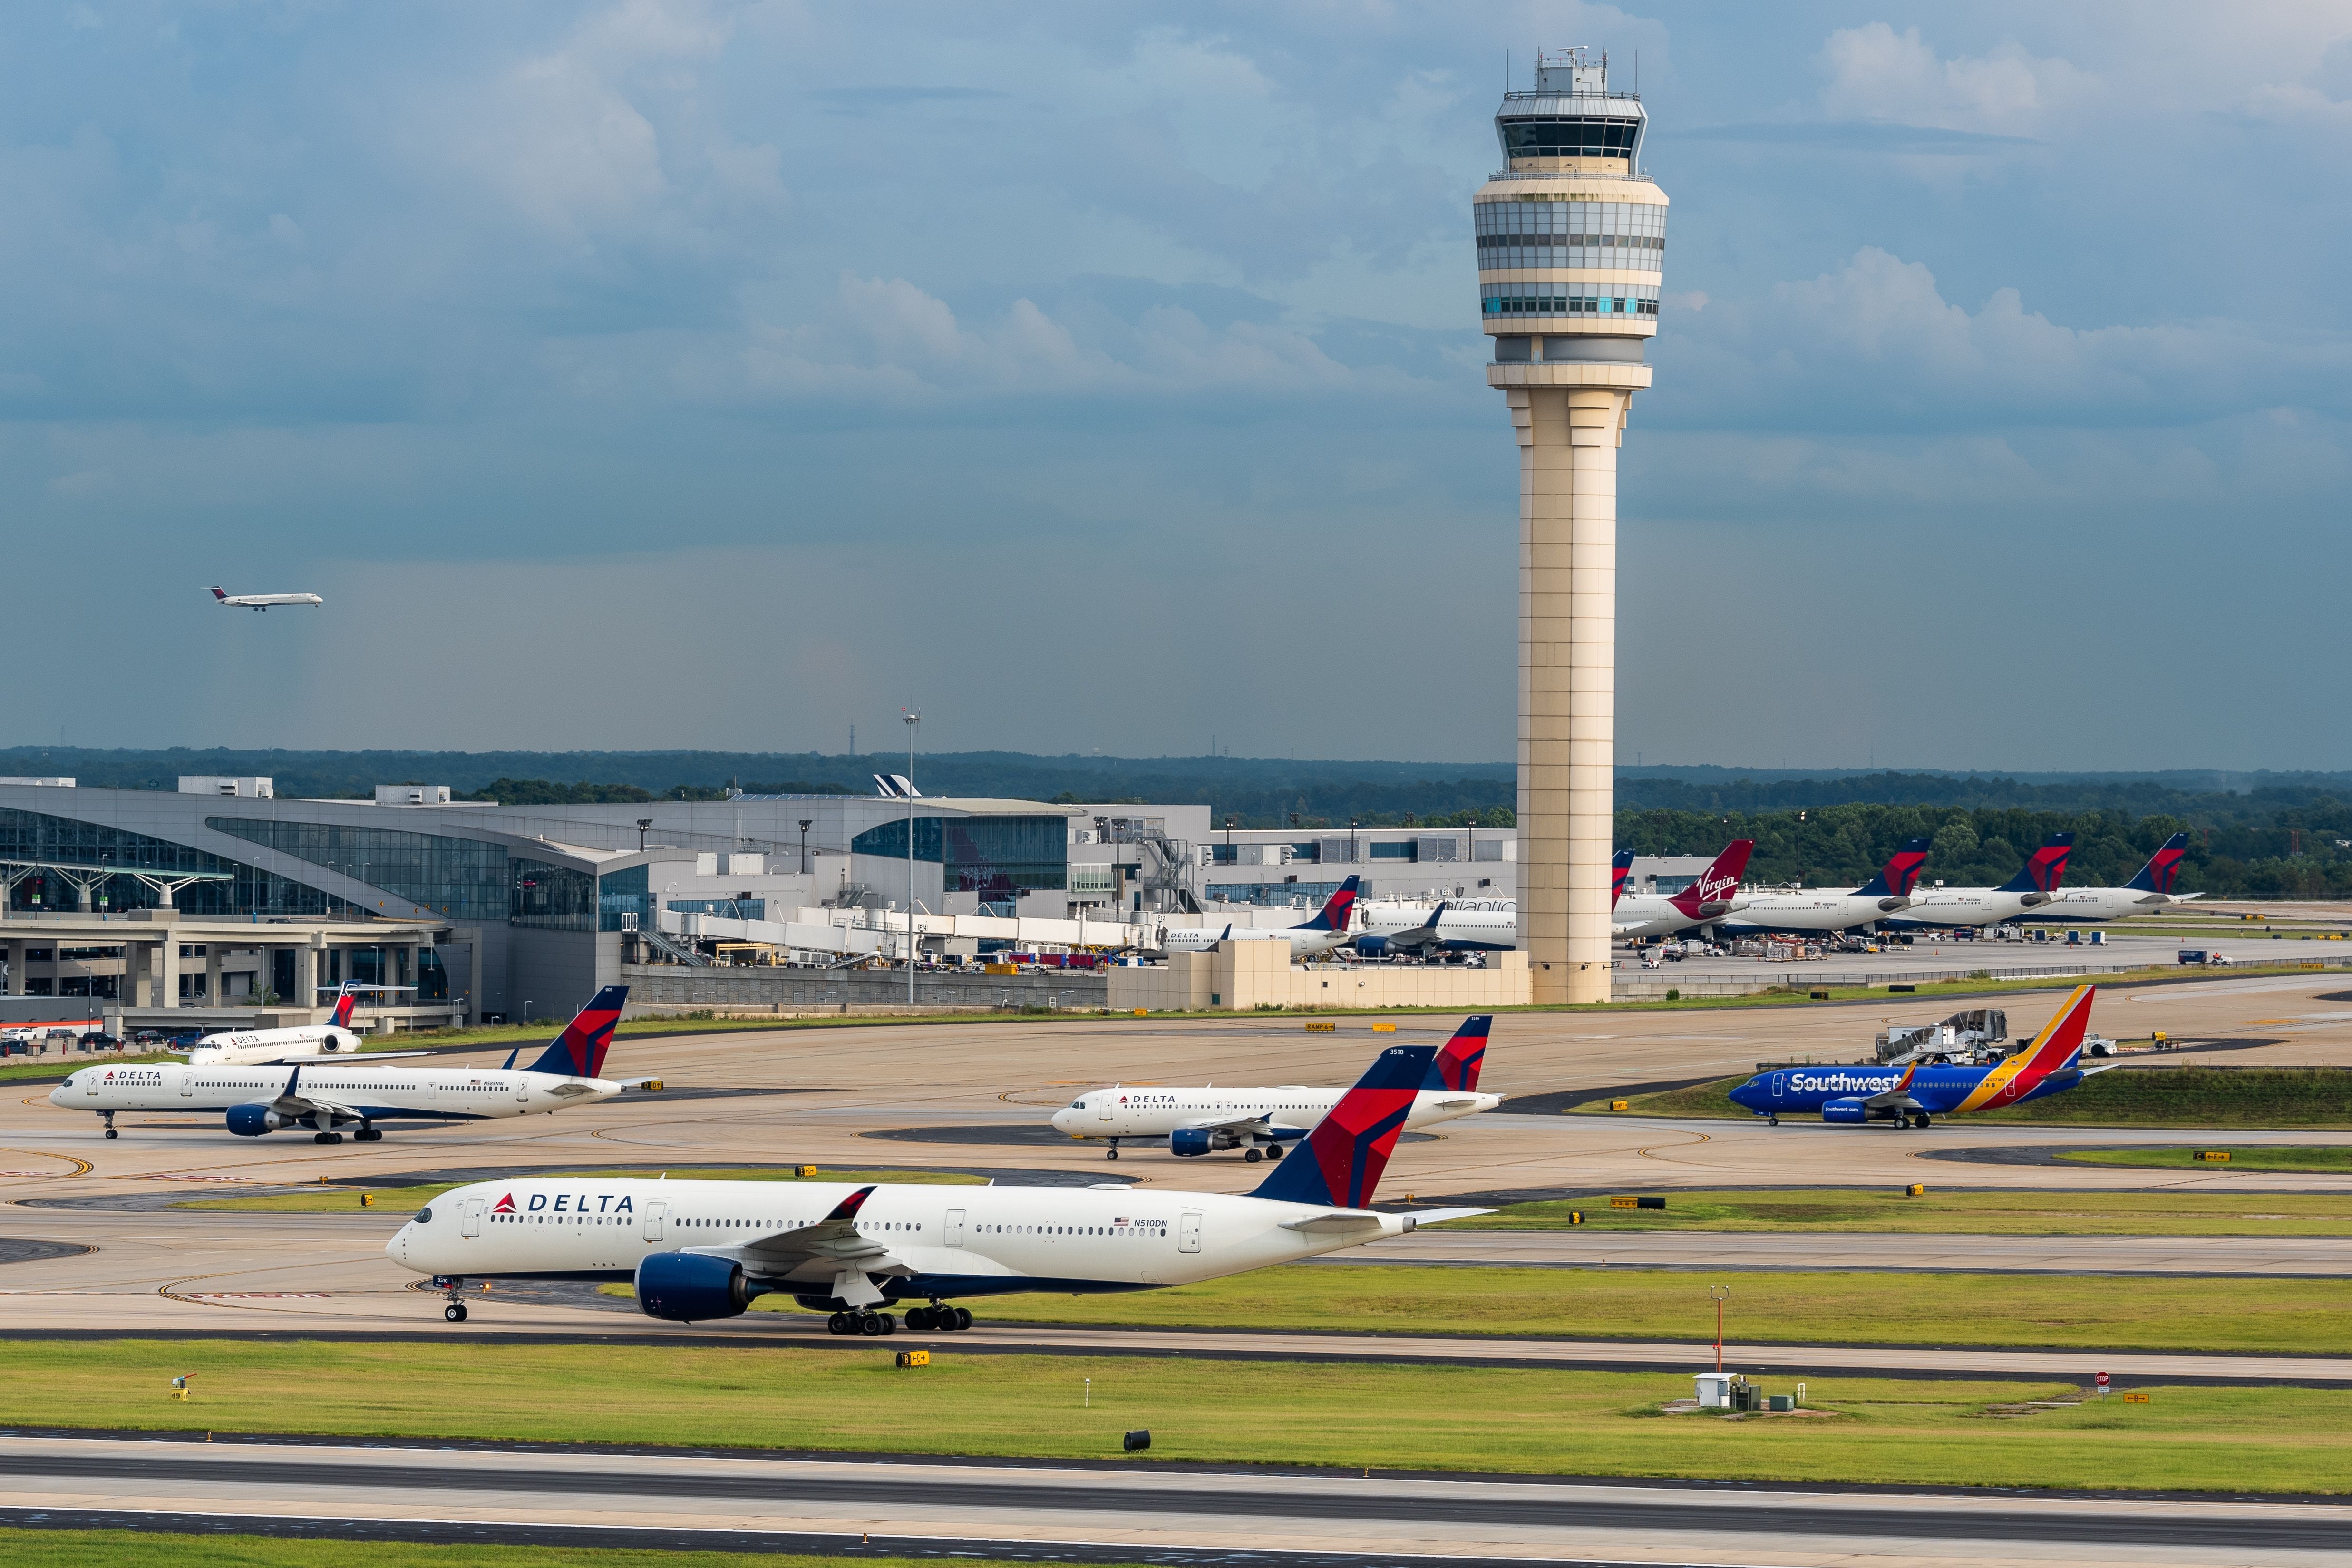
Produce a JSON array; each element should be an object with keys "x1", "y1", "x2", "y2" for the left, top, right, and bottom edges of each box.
[
  {"x1": 1317, "y1": 1228, "x2": 2352, "y2": 1276},
  {"x1": 0, "y1": 1434, "x2": 2344, "y2": 1568}
]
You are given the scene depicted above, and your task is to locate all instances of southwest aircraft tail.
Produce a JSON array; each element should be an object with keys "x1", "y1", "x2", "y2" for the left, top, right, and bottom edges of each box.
[
  {"x1": 1610, "y1": 850, "x2": 1634, "y2": 909},
  {"x1": 1954, "y1": 985, "x2": 2096, "y2": 1112},
  {"x1": 526, "y1": 986, "x2": 629, "y2": 1077},
  {"x1": 1429, "y1": 1016, "x2": 1491, "y2": 1092},
  {"x1": 1855, "y1": 838, "x2": 1933, "y2": 899},
  {"x1": 2127, "y1": 833, "x2": 2190, "y2": 895},
  {"x1": 1996, "y1": 832, "x2": 2074, "y2": 895},
  {"x1": 1670, "y1": 839, "x2": 1755, "y2": 918},
  {"x1": 1249, "y1": 1043, "x2": 1432, "y2": 1208},
  {"x1": 1296, "y1": 876, "x2": 1361, "y2": 934}
]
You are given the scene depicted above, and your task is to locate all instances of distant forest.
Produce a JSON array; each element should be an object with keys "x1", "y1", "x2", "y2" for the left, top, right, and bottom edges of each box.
[{"x1": 6, "y1": 747, "x2": 2350, "y2": 898}]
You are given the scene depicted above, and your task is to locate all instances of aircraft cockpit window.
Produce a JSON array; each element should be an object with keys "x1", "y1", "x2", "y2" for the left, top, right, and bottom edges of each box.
[{"x1": 415, "y1": 1208, "x2": 434, "y2": 1223}]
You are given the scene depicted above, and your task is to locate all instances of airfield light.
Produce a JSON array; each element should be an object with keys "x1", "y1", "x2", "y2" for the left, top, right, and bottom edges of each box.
[{"x1": 1709, "y1": 1284, "x2": 1730, "y2": 1373}]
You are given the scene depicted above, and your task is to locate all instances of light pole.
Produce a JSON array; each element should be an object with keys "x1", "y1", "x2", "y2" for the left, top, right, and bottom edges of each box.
[
  {"x1": 636, "y1": 818, "x2": 652, "y2": 853},
  {"x1": 798, "y1": 820, "x2": 813, "y2": 877},
  {"x1": 903, "y1": 706, "x2": 920, "y2": 1006},
  {"x1": 1709, "y1": 1283, "x2": 1730, "y2": 1374}
]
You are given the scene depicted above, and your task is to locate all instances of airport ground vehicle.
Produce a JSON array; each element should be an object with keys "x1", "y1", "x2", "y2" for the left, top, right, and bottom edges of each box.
[{"x1": 390, "y1": 1042, "x2": 1484, "y2": 1327}]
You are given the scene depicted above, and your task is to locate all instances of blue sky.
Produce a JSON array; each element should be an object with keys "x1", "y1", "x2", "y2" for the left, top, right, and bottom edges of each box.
[{"x1": 6, "y1": 2, "x2": 2347, "y2": 769}]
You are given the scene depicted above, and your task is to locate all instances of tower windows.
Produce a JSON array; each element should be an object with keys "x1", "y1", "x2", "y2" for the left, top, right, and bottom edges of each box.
[{"x1": 1480, "y1": 284, "x2": 1658, "y2": 319}]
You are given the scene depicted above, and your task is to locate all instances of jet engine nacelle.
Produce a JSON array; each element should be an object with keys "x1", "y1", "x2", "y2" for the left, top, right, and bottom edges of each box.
[
  {"x1": 1820, "y1": 1098, "x2": 1870, "y2": 1124},
  {"x1": 1352, "y1": 936, "x2": 1392, "y2": 958},
  {"x1": 1170, "y1": 1127, "x2": 1217, "y2": 1157},
  {"x1": 635, "y1": 1252, "x2": 753, "y2": 1322},
  {"x1": 321, "y1": 1032, "x2": 357, "y2": 1053},
  {"x1": 225, "y1": 1104, "x2": 285, "y2": 1137}
]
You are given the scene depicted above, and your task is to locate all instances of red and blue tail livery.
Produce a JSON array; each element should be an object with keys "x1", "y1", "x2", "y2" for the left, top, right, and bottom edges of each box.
[
  {"x1": 329, "y1": 984, "x2": 360, "y2": 1030},
  {"x1": 1430, "y1": 1016, "x2": 1490, "y2": 1093},
  {"x1": 1250, "y1": 1044, "x2": 1431, "y2": 1208},
  {"x1": 2128, "y1": 833, "x2": 2189, "y2": 895},
  {"x1": 1298, "y1": 876, "x2": 1361, "y2": 934},
  {"x1": 527, "y1": 985, "x2": 629, "y2": 1077},
  {"x1": 1997, "y1": 832, "x2": 2074, "y2": 895},
  {"x1": 1610, "y1": 850, "x2": 1634, "y2": 909},
  {"x1": 1856, "y1": 838, "x2": 1932, "y2": 900}
]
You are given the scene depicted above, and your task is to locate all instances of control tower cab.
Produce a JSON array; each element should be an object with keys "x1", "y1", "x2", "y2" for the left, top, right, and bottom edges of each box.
[{"x1": 1473, "y1": 49, "x2": 1666, "y2": 1006}]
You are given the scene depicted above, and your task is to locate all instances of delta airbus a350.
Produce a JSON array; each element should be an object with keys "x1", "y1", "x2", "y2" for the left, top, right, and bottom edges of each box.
[
  {"x1": 1728, "y1": 984, "x2": 2107, "y2": 1127},
  {"x1": 1047, "y1": 1015, "x2": 1500, "y2": 1160},
  {"x1": 389, "y1": 1042, "x2": 1485, "y2": 1328},
  {"x1": 52, "y1": 987, "x2": 639, "y2": 1142}
]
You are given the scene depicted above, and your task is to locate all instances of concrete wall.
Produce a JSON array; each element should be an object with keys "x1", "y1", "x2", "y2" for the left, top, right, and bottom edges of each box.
[
  {"x1": 506, "y1": 927, "x2": 603, "y2": 1025},
  {"x1": 619, "y1": 964, "x2": 1108, "y2": 1014},
  {"x1": 1108, "y1": 942, "x2": 1531, "y2": 1012}
]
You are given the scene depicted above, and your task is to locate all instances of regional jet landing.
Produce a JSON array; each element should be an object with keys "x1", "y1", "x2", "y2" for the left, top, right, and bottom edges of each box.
[{"x1": 211, "y1": 586, "x2": 323, "y2": 610}]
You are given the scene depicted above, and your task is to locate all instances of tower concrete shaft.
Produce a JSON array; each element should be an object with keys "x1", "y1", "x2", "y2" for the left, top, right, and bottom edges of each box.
[{"x1": 1474, "y1": 47, "x2": 1664, "y2": 1004}]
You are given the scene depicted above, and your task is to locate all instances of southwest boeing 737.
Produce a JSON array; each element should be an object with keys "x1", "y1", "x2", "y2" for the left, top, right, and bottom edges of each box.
[
  {"x1": 390, "y1": 1042, "x2": 1486, "y2": 1327},
  {"x1": 1728, "y1": 984, "x2": 2107, "y2": 1127}
]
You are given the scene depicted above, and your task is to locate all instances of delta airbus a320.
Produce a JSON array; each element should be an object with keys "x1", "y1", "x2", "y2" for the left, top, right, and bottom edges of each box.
[
  {"x1": 1728, "y1": 984, "x2": 2108, "y2": 1128},
  {"x1": 389, "y1": 1042, "x2": 1485, "y2": 1328}
]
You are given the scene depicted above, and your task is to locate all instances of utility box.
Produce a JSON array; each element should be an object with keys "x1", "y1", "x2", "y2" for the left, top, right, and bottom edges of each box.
[{"x1": 1693, "y1": 1373, "x2": 1731, "y2": 1409}]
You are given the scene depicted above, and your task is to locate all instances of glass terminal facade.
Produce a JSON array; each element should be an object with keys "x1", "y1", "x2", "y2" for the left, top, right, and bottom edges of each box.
[{"x1": 209, "y1": 818, "x2": 508, "y2": 920}]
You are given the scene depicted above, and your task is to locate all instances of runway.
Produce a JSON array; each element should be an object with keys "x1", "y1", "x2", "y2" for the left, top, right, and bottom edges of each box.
[{"x1": 1, "y1": 1432, "x2": 2344, "y2": 1568}]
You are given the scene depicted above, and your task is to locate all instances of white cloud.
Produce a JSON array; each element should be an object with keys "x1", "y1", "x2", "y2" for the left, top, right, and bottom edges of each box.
[{"x1": 1819, "y1": 23, "x2": 2093, "y2": 133}]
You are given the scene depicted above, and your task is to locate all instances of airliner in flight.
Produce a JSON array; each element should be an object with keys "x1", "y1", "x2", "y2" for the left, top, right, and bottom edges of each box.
[
  {"x1": 1163, "y1": 877, "x2": 1360, "y2": 958},
  {"x1": 2023, "y1": 835, "x2": 2202, "y2": 923},
  {"x1": 389, "y1": 1040, "x2": 1486, "y2": 1326},
  {"x1": 1728, "y1": 984, "x2": 2108, "y2": 1126},
  {"x1": 211, "y1": 586, "x2": 323, "y2": 610},
  {"x1": 1048, "y1": 1015, "x2": 1500, "y2": 1160},
  {"x1": 51, "y1": 987, "x2": 639, "y2": 1142},
  {"x1": 1882, "y1": 834, "x2": 2074, "y2": 930}
]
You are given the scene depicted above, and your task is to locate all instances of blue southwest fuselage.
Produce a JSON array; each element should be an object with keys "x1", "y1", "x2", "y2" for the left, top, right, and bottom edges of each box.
[{"x1": 1727, "y1": 1062, "x2": 2088, "y2": 1123}]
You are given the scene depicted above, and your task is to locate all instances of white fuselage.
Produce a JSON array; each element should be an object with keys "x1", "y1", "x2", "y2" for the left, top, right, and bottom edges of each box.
[
  {"x1": 1050, "y1": 1084, "x2": 1502, "y2": 1143},
  {"x1": 1611, "y1": 891, "x2": 1751, "y2": 941},
  {"x1": 2022, "y1": 887, "x2": 2199, "y2": 923},
  {"x1": 389, "y1": 1177, "x2": 1425, "y2": 1297},
  {"x1": 1718, "y1": 890, "x2": 1909, "y2": 935},
  {"x1": 217, "y1": 592, "x2": 323, "y2": 609},
  {"x1": 1881, "y1": 888, "x2": 2052, "y2": 930},
  {"x1": 48, "y1": 1062, "x2": 616, "y2": 1122},
  {"x1": 1161, "y1": 924, "x2": 1349, "y2": 958},
  {"x1": 187, "y1": 1024, "x2": 366, "y2": 1066},
  {"x1": 1355, "y1": 903, "x2": 1519, "y2": 951}
]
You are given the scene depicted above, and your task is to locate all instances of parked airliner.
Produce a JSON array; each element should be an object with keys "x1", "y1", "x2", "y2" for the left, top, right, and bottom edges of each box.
[
  {"x1": 1882, "y1": 834, "x2": 2074, "y2": 930},
  {"x1": 1350, "y1": 900, "x2": 1517, "y2": 955},
  {"x1": 1163, "y1": 877, "x2": 1359, "y2": 958},
  {"x1": 183, "y1": 983, "x2": 423, "y2": 1066},
  {"x1": 1612, "y1": 840, "x2": 1755, "y2": 940},
  {"x1": 1715, "y1": 838, "x2": 1931, "y2": 935},
  {"x1": 2024, "y1": 835, "x2": 2203, "y2": 923},
  {"x1": 50, "y1": 987, "x2": 638, "y2": 1142},
  {"x1": 210, "y1": 586, "x2": 323, "y2": 610},
  {"x1": 1048, "y1": 1015, "x2": 1500, "y2": 1159},
  {"x1": 389, "y1": 1041, "x2": 1485, "y2": 1326}
]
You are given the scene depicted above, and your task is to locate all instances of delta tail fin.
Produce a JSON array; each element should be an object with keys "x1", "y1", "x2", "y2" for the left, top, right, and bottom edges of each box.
[
  {"x1": 1855, "y1": 837, "x2": 1932, "y2": 900},
  {"x1": 328, "y1": 983, "x2": 360, "y2": 1030},
  {"x1": 2126, "y1": 833, "x2": 2189, "y2": 895},
  {"x1": 525, "y1": 985, "x2": 629, "y2": 1077},
  {"x1": 1610, "y1": 850, "x2": 1634, "y2": 909},
  {"x1": 1248, "y1": 1043, "x2": 1431, "y2": 1208},
  {"x1": 1429, "y1": 1015, "x2": 1491, "y2": 1093},
  {"x1": 1996, "y1": 832, "x2": 2074, "y2": 895},
  {"x1": 1297, "y1": 875, "x2": 1361, "y2": 934}
]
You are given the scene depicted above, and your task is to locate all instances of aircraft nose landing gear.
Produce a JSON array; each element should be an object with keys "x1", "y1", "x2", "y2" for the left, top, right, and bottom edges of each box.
[
  {"x1": 101, "y1": 1112, "x2": 118, "y2": 1140},
  {"x1": 437, "y1": 1277, "x2": 469, "y2": 1323},
  {"x1": 1105, "y1": 1139, "x2": 1119, "y2": 1161}
]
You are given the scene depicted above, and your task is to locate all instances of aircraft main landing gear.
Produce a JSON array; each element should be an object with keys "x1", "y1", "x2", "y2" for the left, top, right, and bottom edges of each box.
[
  {"x1": 312, "y1": 1131, "x2": 343, "y2": 1144},
  {"x1": 828, "y1": 1310, "x2": 896, "y2": 1336},
  {"x1": 355, "y1": 1125, "x2": 383, "y2": 1142},
  {"x1": 1767, "y1": 1114, "x2": 1779, "y2": 1127},
  {"x1": 1265, "y1": 1143, "x2": 1283, "y2": 1160},
  {"x1": 1244, "y1": 1146, "x2": 1263, "y2": 1163},
  {"x1": 909, "y1": 1305, "x2": 972, "y2": 1332}
]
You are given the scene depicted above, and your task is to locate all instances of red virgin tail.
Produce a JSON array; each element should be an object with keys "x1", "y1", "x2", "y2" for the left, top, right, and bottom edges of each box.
[{"x1": 1669, "y1": 840, "x2": 1753, "y2": 919}]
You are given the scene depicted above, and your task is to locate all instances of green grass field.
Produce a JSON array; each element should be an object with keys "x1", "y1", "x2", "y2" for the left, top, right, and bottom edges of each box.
[
  {"x1": 0, "y1": 1532, "x2": 1041, "y2": 1568},
  {"x1": 1455, "y1": 1187, "x2": 2352, "y2": 1235},
  {"x1": 2059, "y1": 1146, "x2": 2352, "y2": 1173},
  {"x1": 638, "y1": 1263, "x2": 2352, "y2": 1355},
  {"x1": 8, "y1": 1340, "x2": 2346, "y2": 1494},
  {"x1": 1577, "y1": 1065, "x2": 2352, "y2": 1128},
  {"x1": 178, "y1": 1167, "x2": 986, "y2": 1213}
]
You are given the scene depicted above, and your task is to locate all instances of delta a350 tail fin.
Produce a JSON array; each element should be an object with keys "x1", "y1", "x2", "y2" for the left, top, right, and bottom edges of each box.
[
  {"x1": 1855, "y1": 838, "x2": 1933, "y2": 900},
  {"x1": 1610, "y1": 850, "x2": 1634, "y2": 909},
  {"x1": 526, "y1": 986, "x2": 630, "y2": 1077},
  {"x1": 2127, "y1": 833, "x2": 2190, "y2": 895},
  {"x1": 1248, "y1": 1043, "x2": 1432, "y2": 1208},
  {"x1": 1429, "y1": 1016, "x2": 1491, "y2": 1092}
]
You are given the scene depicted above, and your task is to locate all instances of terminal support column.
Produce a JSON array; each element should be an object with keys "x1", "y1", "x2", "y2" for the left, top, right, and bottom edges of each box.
[
  {"x1": 6, "y1": 939, "x2": 23, "y2": 996},
  {"x1": 295, "y1": 941, "x2": 319, "y2": 1018},
  {"x1": 1499, "y1": 367, "x2": 1643, "y2": 1006}
]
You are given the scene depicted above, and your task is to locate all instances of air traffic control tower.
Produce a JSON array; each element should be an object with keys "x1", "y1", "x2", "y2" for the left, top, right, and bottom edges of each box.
[{"x1": 1474, "y1": 47, "x2": 1664, "y2": 1004}]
